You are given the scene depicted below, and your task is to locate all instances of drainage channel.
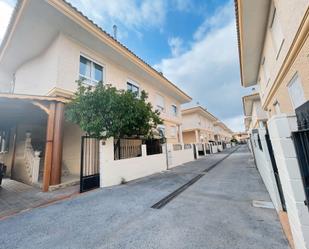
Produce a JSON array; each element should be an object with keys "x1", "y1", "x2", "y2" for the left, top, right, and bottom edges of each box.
[{"x1": 151, "y1": 146, "x2": 240, "y2": 209}]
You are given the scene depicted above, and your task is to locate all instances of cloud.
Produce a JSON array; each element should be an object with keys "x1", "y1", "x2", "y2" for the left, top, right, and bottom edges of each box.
[
  {"x1": 168, "y1": 37, "x2": 184, "y2": 57},
  {"x1": 69, "y1": 0, "x2": 167, "y2": 40},
  {"x1": 155, "y1": 0, "x2": 248, "y2": 132},
  {"x1": 223, "y1": 115, "x2": 245, "y2": 132},
  {"x1": 171, "y1": 0, "x2": 194, "y2": 12},
  {"x1": 0, "y1": 1, "x2": 13, "y2": 42},
  {"x1": 194, "y1": 1, "x2": 234, "y2": 41}
]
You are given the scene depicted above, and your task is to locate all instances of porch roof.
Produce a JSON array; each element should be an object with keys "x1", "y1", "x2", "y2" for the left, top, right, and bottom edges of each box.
[
  {"x1": 0, "y1": 93, "x2": 70, "y2": 103},
  {"x1": 242, "y1": 93, "x2": 261, "y2": 116}
]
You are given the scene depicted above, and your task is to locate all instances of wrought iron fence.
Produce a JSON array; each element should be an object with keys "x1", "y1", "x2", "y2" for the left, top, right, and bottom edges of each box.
[
  {"x1": 114, "y1": 138, "x2": 142, "y2": 160},
  {"x1": 80, "y1": 136, "x2": 100, "y2": 192},
  {"x1": 292, "y1": 129, "x2": 309, "y2": 209},
  {"x1": 144, "y1": 139, "x2": 162, "y2": 156},
  {"x1": 173, "y1": 144, "x2": 182, "y2": 151},
  {"x1": 184, "y1": 144, "x2": 192, "y2": 150}
]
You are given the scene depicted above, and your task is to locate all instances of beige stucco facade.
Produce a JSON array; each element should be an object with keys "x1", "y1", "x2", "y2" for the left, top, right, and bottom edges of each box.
[
  {"x1": 236, "y1": 1, "x2": 309, "y2": 248},
  {"x1": 0, "y1": 0, "x2": 191, "y2": 187},
  {"x1": 237, "y1": 0, "x2": 309, "y2": 115},
  {"x1": 242, "y1": 93, "x2": 268, "y2": 132},
  {"x1": 13, "y1": 33, "x2": 185, "y2": 144},
  {"x1": 181, "y1": 106, "x2": 233, "y2": 144}
]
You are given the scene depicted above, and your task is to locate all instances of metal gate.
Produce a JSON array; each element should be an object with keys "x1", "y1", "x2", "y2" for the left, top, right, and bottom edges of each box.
[
  {"x1": 193, "y1": 144, "x2": 197, "y2": 159},
  {"x1": 292, "y1": 129, "x2": 309, "y2": 209},
  {"x1": 80, "y1": 136, "x2": 100, "y2": 193},
  {"x1": 265, "y1": 133, "x2": 286, "y2": 211}
]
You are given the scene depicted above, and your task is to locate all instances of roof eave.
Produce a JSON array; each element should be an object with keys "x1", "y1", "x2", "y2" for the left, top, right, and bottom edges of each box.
[{"x1": 234, "y1": 0, "x2": 271, "y2": 88}]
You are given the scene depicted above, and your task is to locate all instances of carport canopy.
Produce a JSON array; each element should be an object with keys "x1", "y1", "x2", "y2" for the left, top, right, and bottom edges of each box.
[{"x1": 0, "y1": 93, "x2": 70, "y2": 191}]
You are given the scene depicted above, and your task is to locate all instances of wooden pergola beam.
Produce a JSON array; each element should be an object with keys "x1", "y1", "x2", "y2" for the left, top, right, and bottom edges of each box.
[
  {"x1": 50, "y1": 102, "x2": 65, "y2": 186},
  {"x1": 42, "y1": 102, "x2": 56, "y2": 192},
  {"x1": 42, "y1": 102, "x2": 65, "y2": 191}
]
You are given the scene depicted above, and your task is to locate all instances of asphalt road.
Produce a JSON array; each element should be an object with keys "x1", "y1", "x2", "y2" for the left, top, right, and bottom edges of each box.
[{"x1": 0, "y1": 146, "x2": 289, "y2": 249}]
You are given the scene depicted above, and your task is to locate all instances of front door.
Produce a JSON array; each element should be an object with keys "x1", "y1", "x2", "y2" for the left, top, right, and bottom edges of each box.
[{"x1": 80, "y1": 136, "x2": 100, "y2": 193}]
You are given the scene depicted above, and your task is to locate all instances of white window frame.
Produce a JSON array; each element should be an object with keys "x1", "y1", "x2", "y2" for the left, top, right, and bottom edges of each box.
[
  {"x1": 171, "y1": 104, "x2": 178, "y2": 117},
  {"x1": 287, "y1": 73, "x2": 306, "y2": 109},
  {"x1": 79, "y1": 54, "x2": 105, "y2": 86},
  {"x1": 270, "y1": 8, "x2": 284, "y2": 59},
  {"x1": 157, "y1": 124, "x2": 166, "y2": 137},
  {"x1": 126, "y1": 79, "x2": 140, "y2": 96},
  {"x1": 262, "y1": 57, "x2": 270, "y2": 85},
  {"x1": 156, "y1": 93, "x2": 165, "y2": 112},
  {"x1": 170, "y1": 126, "x2": 177, "y2": 138}
]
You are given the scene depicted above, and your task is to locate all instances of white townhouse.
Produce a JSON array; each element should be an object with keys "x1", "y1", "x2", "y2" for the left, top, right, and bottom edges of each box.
[{"x1": 0, "y1": 0, "x2": 192, "y2": 191}]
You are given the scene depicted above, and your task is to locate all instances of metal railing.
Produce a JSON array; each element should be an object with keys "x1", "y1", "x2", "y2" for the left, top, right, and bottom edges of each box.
[
  {"x1": 144, "y1": 139, "x2": 162, "y2": 156},
  {"x1": 114, "y1": 138, "x2": 142, "y2": 160},
  {"x1": 173, "y1": 144, "x2": 182, "y2": 151},
  {"x1": 292, "y1": 129, "x2": 309, "y2": 209},
  {"x1": 184, "y1": 144, "x2": 192, "y2": 150}
]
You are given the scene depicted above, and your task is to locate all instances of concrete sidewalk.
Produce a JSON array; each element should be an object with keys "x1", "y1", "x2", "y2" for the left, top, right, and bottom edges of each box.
[
  {"x1": 0, "y1": 146, "x2": 289, "y2": 249},
  {"x1": 0, "y1": 179, "x2": 79, "y2": 219}
]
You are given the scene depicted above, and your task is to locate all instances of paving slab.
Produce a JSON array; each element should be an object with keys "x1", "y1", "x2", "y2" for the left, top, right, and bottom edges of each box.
[{"x1": 0, "y1": 179, "x2": 79, "y2": 218}]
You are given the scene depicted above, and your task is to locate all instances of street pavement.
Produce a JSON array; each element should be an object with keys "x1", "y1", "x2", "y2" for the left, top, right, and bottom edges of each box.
[{"x1": 0, "y1": 146, "x2": 289, "y2": 249}]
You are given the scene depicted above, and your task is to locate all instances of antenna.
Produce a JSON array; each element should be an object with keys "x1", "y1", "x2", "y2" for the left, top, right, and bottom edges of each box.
[{"x1": 113, "y1": 25, "x2": 117, "y2": 40}]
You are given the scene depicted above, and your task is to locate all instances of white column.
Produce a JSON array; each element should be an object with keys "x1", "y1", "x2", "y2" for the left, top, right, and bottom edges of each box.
[
  {"x1": 268, "y1": 114, "x2": 309, "y2": 249},
  {"x1": 141, "y1": 144, "x2": 147, "y2": 157},
  {"x1": 178, "y1": 125, "x2": 183, "y2": 144},
  {"x1": 195, "y1": 130, "x2": 199, "y2": 143}
]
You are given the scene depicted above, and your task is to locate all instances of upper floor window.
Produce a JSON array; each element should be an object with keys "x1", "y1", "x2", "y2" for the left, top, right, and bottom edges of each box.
[
  {"x1": 157, "y1": 125, "x2": 165, "y2": 138},
  {"x1": 288, "y1": 74, "x2": 305, "y2": 109},
  {"x1": 270, "y1": 8, "x2": 284, "y2": 57},
  {"x1": 170, "y1": 126, "x2": 177, "y2": 137},
  {"x1": 127, "y1": 81, "x2": 139, "y2": 95},
  {"x1": 79, "y1": 55, "x2": 103, "y2": 85},
  {"x1": 171, "y1": 104, "x2": 177, "y2": 116},
  {"x1": 156, "y1": 94, "x2": 165, "y2": 112},
  {"x1": 262, "y1": 57, "x2": 270, "y2": 84}
]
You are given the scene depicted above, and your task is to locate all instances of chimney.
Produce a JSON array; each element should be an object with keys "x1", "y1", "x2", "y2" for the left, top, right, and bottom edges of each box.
[{"x1": 113, "y1": 25, "x2": 117, "y2": 40}]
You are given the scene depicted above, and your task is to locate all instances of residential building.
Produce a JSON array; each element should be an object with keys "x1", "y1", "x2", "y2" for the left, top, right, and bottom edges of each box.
[
  {"x1": 0, "y1": 0, "x2": 191, "y2": 191},
  {"x1": 181, "y1": 106, "x2": 233, "y2": 144},
  {"x1": 236, "y1": 0, "x2": 309, "y2": 248},
  {"x1": 232, "y1": 132, "x2": 249, "y2": 143},
  {"x1": 213, "y1": 121, "x2": 233, "y2": 143},
  {"x1": 242, "y1": 93, "x2": 268, "y2": 132}
]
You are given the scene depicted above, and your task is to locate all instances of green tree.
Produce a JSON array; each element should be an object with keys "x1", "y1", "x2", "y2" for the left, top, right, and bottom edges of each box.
[{"x1": 65, "y1": 81, "x2": 163, "y2": 139}]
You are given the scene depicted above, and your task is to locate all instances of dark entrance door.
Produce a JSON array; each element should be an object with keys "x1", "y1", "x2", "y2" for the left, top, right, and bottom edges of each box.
[
  {"x1": 265, "y1": 132, "x2": 287, "y2": 211},
  {"x1": 80, "y1": 136, "x2": 100, "y2": 193},
  {"x1": 193, "y1": 144, "x2": 197, "y2": 159}
]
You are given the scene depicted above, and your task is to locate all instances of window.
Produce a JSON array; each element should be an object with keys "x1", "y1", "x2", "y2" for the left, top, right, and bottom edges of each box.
[
  {"x1": 262, "y1": 58, "x2": 270, "y2": 84},
  {"x1": 79, "y1": 55, "x2": 103, "y2": 85},
  {"x1": 288, "y1": 74, "x2": 305, "y2": 109},
  {"x1": 270, "y1": 8, "x2": 284, "y2": 57},
  {"x1": 274, "y1": 100, "x2": 281, "y2": 114},
  {"x1": 127, "y1": 81, "x2": 139, "y2": 95},
  {"x1": 171, "y1": 105, "x2": 177, "y2": 116},
  {"x1": 157, "y1": 125, "x2": 165, "y2": 138},
  {"x1": 156, "y1": 94, "x2": 165, "y2": 112},
  {"x1": 170, "y1": 126, "x2": 177, "y2": 137}
]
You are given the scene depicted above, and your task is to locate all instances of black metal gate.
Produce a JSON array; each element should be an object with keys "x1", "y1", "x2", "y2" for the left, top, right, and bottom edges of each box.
[
  {"x1": 292, "y1": 129, "x2": 309, "y2": 209},
  {"x1": 265, "y1": 133, "x2": 286, "y2": 211},
  {"x1": 80, "y1": 136, "x2": 100, "y2": 193}
]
